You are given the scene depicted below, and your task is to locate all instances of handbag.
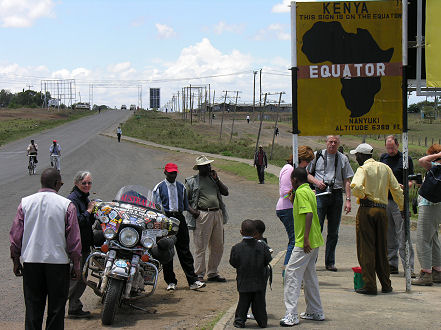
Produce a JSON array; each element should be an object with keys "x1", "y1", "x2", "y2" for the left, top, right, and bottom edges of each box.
[{"x1": 418, "y1": 165, "x2": 441, "y2": 203}]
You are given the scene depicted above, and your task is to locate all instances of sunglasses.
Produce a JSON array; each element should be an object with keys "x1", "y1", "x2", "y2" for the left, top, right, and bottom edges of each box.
[{"x1": 81, "y1": 181, "x2": 92, "y2": 186}]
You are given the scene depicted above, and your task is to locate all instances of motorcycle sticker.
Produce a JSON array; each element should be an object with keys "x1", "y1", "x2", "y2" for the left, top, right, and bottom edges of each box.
[
  {"x1": 146, "y1": 211, "x2": 157, "y2": 218},
  {"x1": 108, "y1": 210, "x2": 118, "y2": 220}
]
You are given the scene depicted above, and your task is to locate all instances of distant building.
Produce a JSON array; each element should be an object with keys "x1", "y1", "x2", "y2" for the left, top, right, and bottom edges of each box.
[
  {"x1": 150, "y1": 88, "x2": 160, "y2": 109},
  {"x1": 48, "y1": 99, "x2": 60, "y2": 107}
]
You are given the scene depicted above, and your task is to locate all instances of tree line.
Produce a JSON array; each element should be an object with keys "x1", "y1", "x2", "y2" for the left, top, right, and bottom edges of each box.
[{"x1": 0, "y1": 89, "x2": 51, "y2": 108}]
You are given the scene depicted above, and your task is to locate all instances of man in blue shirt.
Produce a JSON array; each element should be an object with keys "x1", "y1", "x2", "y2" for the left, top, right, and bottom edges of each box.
[{"x1": 153, "y1": 163, "x2": 205, "y2": 291}]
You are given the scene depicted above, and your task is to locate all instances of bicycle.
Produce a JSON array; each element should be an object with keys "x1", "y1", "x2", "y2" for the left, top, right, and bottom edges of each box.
[
  {"x1": 28, "y1": 155, "x2": 36, "y2": 175},
  {"x1": 50, "y1": 154, "x2": 61, "y2": 172}
]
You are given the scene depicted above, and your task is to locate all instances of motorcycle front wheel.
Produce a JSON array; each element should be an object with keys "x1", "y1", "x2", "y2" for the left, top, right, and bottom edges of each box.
[{"x1": 101, "y1": 278, "x2": 124, "y2": 325}]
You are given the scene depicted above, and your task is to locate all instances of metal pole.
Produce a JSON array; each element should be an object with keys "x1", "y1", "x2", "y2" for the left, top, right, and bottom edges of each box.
[
  {"x1": 230, "y1": 91, "x2": 239, "y2": 143},
  {"x1": 190, "y1": 84, "x2": 193, "y2": 125},
  {"x1": 270, "y1": 92, "x2": 283, "y2": 160},
  {"x1": 402, "y1": 0, "x2": 411, "y2": 293},
  {"x1": 212, "y1": 90, "x2": 215, "y2": 126},
  {"x1": 255, "y1": 93, "x2": 267, "y2": 153},
  {"x1": 291, "y1": 1, "x2": 299, "y2": 167},
  {"x1": 220, "y1": 91, "x2": 227, "y2": 139},
  {"x1": 252, "y1": 71, "x2": 257, "y2": 122}
]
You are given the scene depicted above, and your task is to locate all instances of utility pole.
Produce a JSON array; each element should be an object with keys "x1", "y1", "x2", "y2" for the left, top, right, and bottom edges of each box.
[
  {"x1": 255, "y1": 93, "x2": 267, "y2": 153},
  {"x1": 220, "y1": 91, "x2": 228, "y2": 139},
  {"x1": 212, "y1": 90, "x2": 215, "y2": 125},
  {"x1": 230, "y1": 91, "x2": 240, "y2": 143},
  {"x1": 252, "y1": 70, "x2": 257, "y2": 122},
  {"x1": 208, "y1": 84, "x2": 211, "y2": 126},
  {"x1": 26, "y1": 84, "x2": 33, "y2": 91},
  {"x1": 259, "y1": 69, "x2": 262, "y2": 108},
  {"x1": 190, "y1": 84, "x2": 193, "y2": 124},
  {"x1": 270, "y1": 92, "x2": 285, "y2": 160}
]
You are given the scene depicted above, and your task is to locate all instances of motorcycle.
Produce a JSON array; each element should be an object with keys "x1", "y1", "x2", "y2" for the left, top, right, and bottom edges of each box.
[{"x1": 82, "y1": 185, "x2": 180, "y2": 325}]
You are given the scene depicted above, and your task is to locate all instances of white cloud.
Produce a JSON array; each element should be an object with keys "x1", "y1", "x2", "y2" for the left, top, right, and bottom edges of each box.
[
  {"x1": 254, "y1": 23, "x2": 290, "y2": 41},
  {"x1": 0, "y1": 0, "x2": 55, "y2": 28},
  {"x1": 213, "y1": 21, "x2": 244, "y2": 35},
  {"x1": 272, "y1": 0, "x2": 291, "y2": 13},
  {"x1": 155, "y1": 23, "x2": 176, "y2": 39},
  {"x1": 0, "y1": 39, "x2": 295, "y2": 107},
  {"x1": 131, "y1": 16, "x2": 145, "y2": 27}
]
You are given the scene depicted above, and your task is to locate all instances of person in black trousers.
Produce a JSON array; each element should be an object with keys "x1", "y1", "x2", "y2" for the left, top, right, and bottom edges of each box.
[
  {"x1": 153, "y1": 163, "x2": 206, "y2": 291},
  {"x1": 230, "y1": 220, "x2": 272, "y2": 328},
  {"x1": 254, "y1": 146, "x2": 268, "y2": 184}
]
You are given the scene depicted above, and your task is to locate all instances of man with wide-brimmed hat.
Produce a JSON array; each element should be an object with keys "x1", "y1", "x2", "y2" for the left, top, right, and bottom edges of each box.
[
  {"x1": 350, "y1": 143, "x2": 403, "y2": 295},
  {"x1": 185, "y1": 155, "x2": 229, "y2": 282}
]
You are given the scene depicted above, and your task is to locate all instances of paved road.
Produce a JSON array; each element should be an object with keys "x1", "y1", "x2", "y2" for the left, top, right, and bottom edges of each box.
[
  {"x1": 0, "y1": 110, "x2": 130, "y2": 184},
  {"x1": 0, "y1": 110, "x2": 288, "y2": 328}
]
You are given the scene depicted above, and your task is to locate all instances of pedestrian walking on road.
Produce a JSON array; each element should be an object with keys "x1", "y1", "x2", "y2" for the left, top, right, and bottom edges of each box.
[
  {"x1": 246, "y1": 115, "x2": 250, "y2": 124},
  {"x1": 379, "y1": 135, "x2": 416, "y2": 276},
  {"x1": 350, "y1": 143, "x2": 403, "y2": 295},
  {"x1": 307, "y1": 135, "x2": 354, "y2": 272},
  {"x1": 412, "y1": 144, "x2": 441, "y2": 286},
  {"x1": 66, "y1": 171, "x2": 96, "y2": 318},
  {"x1": 116, "y1": 126, "x2": 122, "y2": 142},
  {"x1": 280, "y1": 167, "x2": 325, "y2": 327},
  {"x1": 254, "y1": 145, "x2": 267, "y2": 184},
  {"x1": 276, "y1": 147, "x2": 314, "y2": 270},
  {"x1": 185, "y1": 155, "x2": 229, "y2": 282},
  {"x1": 230, "y1": 220, "x2": 272, "y2": 328},
  {"x1": 9, "y1": 168, "x2": 82, "y2": 330},
  {"x1": 153, "y1": 163, "x2": 206, "y2": 291}
]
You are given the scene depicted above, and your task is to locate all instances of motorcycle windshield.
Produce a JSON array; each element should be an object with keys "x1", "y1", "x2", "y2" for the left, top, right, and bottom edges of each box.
[{"x1": 114, "y1": 185, "x2": 161, "y2": 210}]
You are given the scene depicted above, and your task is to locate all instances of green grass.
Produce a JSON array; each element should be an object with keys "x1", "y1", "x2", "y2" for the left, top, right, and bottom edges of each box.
[
  {"x1": 123, "y1": 110, "x2": 290, "y2": 168},
  {"x1": 215, "y1": 159, "x2": 278, "y2": 185},
  {"x1": 197, "y1": 311, "x2": 226, "y2": 330},
  {"x1": 0, "y1": 110, "x2": 97, "y2": 146}
]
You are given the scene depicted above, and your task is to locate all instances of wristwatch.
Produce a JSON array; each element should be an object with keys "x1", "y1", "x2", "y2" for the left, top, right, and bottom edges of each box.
[{"x1": 346, "y1": 197, "x2": 351, "y2": 201}]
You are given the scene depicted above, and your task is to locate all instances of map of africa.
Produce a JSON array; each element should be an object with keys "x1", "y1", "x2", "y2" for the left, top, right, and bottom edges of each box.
[{"x1": 301, "y1": 21, "x2": 394, "y2": 118}]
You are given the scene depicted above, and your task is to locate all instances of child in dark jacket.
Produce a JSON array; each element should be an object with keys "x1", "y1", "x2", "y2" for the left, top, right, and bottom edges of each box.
[{"x1": 230, "y1": 220, "x2": 272, "y2": 328}]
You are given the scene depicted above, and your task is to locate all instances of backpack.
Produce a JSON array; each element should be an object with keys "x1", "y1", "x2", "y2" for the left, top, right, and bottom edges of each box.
[{"x1": 418, "y1": 165, "x2": 441, "y2": 203}]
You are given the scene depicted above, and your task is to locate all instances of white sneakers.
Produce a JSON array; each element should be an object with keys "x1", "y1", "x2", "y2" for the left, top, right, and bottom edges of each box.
[
  {"x1": 280, "y1": 312, "x2": 325, "y2": 326},
  {"x1": 167, "y1": 280, "x2": 206, "y2": 291},
  {"x1": 280, "y1": 313, "x2": 299, "y2": 326},
  {"x1": 166, "y1": 283, "x2": 177, "y2": 291},
  {"x1": 300, "y1": 312, "x2": 325, "y2": 321},
  {"x1": 189, "y1": 280, "x2": 206, "y2": 290}
]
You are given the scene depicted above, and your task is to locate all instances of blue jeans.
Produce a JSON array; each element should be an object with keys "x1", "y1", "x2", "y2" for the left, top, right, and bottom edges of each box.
[
  {"x1": 277, "y1": 208, "x2": 295, "y2": 265},
  {"x1": 317, "y1": 191, "x2": 343, "y2": 266}
]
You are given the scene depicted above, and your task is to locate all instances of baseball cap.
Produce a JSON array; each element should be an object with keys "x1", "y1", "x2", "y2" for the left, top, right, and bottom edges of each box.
[
  {"x1": 350, "y1": 143, "x2": 373, "y2": 155},
  {"x1": 164, "y1": 163, "x2": 179, "y2": 173},
  {"x1": 53, "y1": 140, "x2": 57, "y2": 143}
]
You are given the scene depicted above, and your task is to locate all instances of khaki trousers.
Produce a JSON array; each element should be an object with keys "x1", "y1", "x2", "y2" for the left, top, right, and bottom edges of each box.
[
  {"x1": 193, "y1": 210, "x2": 224, "y2": 278},
  {"x1": 356, "y1": 206, "x2": 391, "y2": 291}
]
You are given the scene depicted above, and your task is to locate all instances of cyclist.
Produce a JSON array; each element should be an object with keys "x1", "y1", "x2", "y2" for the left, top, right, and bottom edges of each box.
[
  {"x1": 49, "y1": 140, "x2": 62, "y2": 171},
  {"x1": 27, "y1": 139, "x2": 38, "y2": 165}
]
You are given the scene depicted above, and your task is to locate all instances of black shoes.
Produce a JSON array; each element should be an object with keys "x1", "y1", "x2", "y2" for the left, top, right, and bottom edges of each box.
[
  {"x1": 326, "y1": 265, "x2": 338, "y2": 272},
  {"x1": 355, "y1": 288, "x2": 377, "y2": 295},
  {"x1": 381, "y1": 287, "x2": 393, "y2": 293},
  {"x1": 68, "y1": 309, "x2": 91, "y2": 318},
  {"x1": 207, "y1": 275, "x2": 226, "y2": 282},
  {"x1": 233, "y1": 321, "x2": 245, "y2": 328}
]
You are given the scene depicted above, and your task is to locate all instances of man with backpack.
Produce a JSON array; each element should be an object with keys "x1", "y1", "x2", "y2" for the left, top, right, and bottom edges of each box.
[{"x1": 307, "y1": 135, "x2": 354, "y2": 272}]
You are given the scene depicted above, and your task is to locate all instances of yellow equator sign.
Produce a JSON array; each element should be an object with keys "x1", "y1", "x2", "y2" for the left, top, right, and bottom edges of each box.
[{"x1": 296, "y1": 1, "x2": 403, "y2": 136}]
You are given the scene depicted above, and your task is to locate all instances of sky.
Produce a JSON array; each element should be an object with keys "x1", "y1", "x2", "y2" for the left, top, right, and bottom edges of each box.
[{"x1": 0, "y1": 0, "x2": 426, "y2": 109}]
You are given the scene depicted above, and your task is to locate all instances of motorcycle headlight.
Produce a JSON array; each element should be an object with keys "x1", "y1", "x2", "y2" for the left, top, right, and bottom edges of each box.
[
  {"x1": 119, "y1": 227, "x2": 139, "y2": 247},
  {"x1": 141, "y1": 236, "x2": 154, "y2": 249},
  {"x1": 104, "y1": 227, "x2": 116, "y2": 239}
]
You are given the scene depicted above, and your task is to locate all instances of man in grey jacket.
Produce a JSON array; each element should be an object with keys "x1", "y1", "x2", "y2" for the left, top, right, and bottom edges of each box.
[{"x1": 185, "y1": 155, "x2": 229, "y2": 282}]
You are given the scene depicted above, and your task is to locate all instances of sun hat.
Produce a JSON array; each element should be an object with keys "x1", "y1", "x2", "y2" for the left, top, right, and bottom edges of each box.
[
  {"x1": 350, "y1": 143, "x2": 373, "y2": 155},
  {"x1": 164, "y1": 163, "x2": 179, "y2": 173},
  {"x1": 193, "y1": 155, "x2": 214, "y2": 170}
]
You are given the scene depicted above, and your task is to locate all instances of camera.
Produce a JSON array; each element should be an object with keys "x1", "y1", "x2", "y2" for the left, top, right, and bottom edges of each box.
[
  {"x1": 316, "y1": 181, "x2": 334, "y2": 196},
  {"x1": 408, "y1": 173, "x2": 422, "y2": 184}
]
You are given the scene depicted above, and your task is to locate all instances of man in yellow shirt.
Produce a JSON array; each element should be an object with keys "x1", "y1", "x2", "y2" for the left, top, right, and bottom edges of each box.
[{"x1": 350, "y1": 143, "x2": 403, "y2": 295}]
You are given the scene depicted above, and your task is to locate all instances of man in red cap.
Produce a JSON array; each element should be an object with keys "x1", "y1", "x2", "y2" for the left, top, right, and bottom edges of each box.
[{"x1": 153, "y1": 163, "x2": 205, "y2": 291}]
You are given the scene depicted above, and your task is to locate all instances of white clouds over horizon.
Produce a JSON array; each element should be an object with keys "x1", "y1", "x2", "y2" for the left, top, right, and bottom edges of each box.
[
  {"x1": 254, "y1": 23, "x2": 290, "y2": 41},
  {"x1": 213, "y1": 21, "x2": 244, "y2": 35},
  {"x1": 272, "y1": 0, "x2": 291, "y2": 13},
  {"x1": 155, "y1": 23, "x2": 176, "y2": 39},
  {"x1": 0, "y1": 0, "x2": 55, "y2": 28}
]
